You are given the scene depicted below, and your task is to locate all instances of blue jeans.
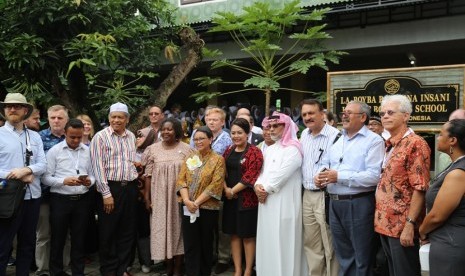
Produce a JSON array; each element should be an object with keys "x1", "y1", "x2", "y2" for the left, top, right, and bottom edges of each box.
[{"x1": 329, "y1": 193, "x2": 376, "y2": 276}]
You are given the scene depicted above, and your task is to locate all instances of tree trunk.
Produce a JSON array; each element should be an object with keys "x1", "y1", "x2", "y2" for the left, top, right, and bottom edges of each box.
[
  {"x1": 130, "y1": 27, "x2": 204, "y2": 131},
  {"x1": 265, "y1": 89, "x2": 271, "y2": 117}
]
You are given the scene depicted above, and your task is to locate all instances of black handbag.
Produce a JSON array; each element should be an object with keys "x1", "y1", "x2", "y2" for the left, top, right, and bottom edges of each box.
[{"x1": 0, "y1": 179, "x2": 27, "y2": 219}]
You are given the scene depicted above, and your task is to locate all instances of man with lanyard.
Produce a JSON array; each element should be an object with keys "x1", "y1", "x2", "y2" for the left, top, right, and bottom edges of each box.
[
  {"x1": 0, "y1": 93, "x2": 47, "y2": 275},
  {"x1": 90, "y1": 102, "x2": 138, "y2": 276},
  {"x1": 375, "y1": 95, "x2": 430, "y2": 275},
  {"x1": 316, "y1": 100, "x2": 384, "y2": 276},
  {"x1": 300, "y1": 99, "x2": 340, "y2": 276},
  {"x1": 37, "y1": 105, "x2": 69, "y2": 276},
  {"x1": 42, "y1": 118, "x2": 94, "y2": 276}
]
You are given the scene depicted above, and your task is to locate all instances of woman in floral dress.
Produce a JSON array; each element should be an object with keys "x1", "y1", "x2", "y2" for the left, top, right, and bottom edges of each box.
[{"x1": 144, "y1": 118, "x2": 192, "y2": 275}]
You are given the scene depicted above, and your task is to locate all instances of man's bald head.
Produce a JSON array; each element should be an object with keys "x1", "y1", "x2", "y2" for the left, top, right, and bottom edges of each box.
[
  {"x1": 237, "y1": 108, "x2": 251, "y2": 117},
  {"x1": 449, "y1": 109, "x2": 465, "y2": 120}
]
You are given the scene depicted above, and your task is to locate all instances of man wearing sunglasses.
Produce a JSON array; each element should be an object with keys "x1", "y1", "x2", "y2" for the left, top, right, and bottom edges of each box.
[
  {"x1": 255, "y1": 112, "x2": 305, "y2": 276},
  {"x1": 375, "y1": 95, "x2": 430, "y2": 275},
  {"x1": 139, "y1": 104, "x2": 164, "y2": 143},
  {"x1": 316, "y1": 100, "x2": 384, "y2": 276}
]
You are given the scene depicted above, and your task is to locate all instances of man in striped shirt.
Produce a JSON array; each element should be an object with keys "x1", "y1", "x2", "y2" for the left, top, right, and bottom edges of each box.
[
  {"x1": 300, "y1": 99, "x2": 340, "y2": 276},
  {"x1": 90, "y1": 102, "x2": 138, "y2": 276}
]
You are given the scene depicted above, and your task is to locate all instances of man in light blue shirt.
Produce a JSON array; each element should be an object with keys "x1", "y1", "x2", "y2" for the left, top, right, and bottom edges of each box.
[
  {"x1": 316, "y1": 101, "x2": 384, "y2": 276},
  {"x1": 0, "y1": 93, "x2": 47, "y2": 275},
  {"x1": 42, "y1": 118, "x2": 94, "y2": 276}
]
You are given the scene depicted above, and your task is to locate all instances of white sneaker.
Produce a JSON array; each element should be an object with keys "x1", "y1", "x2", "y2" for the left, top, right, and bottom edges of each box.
[{"x1": 141, "y1": 265, "x2": 151, "y2": 273}]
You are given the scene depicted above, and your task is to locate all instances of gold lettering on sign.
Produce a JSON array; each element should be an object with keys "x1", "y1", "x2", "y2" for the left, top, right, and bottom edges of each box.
[
  {"x1": 420, "y1": 93, "x2": 450, "y2": 102},
  {"x1": 415, "y1": 104, "x2": 448, "y2": 113},
  {"x1": 410, "y1": 115, "x2": 432, "y2": 121}
]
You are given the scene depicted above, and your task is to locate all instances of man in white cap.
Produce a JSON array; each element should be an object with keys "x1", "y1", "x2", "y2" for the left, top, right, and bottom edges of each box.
[
  {"x1": 0, "y1": 93, "x2": 47, "y2": 275},
  {"x1": 90, "y1": 102, "x2": 138, "y2": 276}
]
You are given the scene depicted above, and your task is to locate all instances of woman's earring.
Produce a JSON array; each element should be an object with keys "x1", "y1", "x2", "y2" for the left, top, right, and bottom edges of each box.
[{"x1": 450, "y1": 146, "x2": 454, "y2": 155}]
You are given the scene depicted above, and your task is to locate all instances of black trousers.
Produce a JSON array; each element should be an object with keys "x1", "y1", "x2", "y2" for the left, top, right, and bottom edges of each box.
[
  {"x1": 98, "y1": 181, "x2": 138, "y2": 276},
  {"x1": 128, "y1": 200, "x2": 151, "y2": 267},
  {"x1": 182, "y1": 208, "x2": 218, "y2": 276},
  {"x1": 49, "y1": 192, "x2": 92, "y2": 276},
  {"x1": 379, "y1": 234, "x2": 421, "y2": 276},
  {"x1": 0, "y1": 198, "x2": 41, "y2": 276}
]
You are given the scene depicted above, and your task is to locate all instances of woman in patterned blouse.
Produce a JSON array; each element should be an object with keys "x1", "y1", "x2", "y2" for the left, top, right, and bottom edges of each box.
[
  {"x1": 176, "y1": 126, "x2": 226, "y2": 276},
  {"x1": 222, "y1": 118, "x2": 263, "y2": 276}
]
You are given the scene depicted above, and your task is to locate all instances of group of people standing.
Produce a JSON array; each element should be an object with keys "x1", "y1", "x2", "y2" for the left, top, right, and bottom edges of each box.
[{"x1": 1, "y1": 91, "x2": 465, "y2": 276}]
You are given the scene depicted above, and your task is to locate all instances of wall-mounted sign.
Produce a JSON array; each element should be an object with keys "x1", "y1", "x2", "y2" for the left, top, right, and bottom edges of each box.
[{"x1": 333, "y1": 76, "x2": 459, "y2": 124}]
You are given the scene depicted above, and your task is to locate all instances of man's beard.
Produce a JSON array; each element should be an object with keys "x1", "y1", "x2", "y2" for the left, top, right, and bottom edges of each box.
[
  {"x1": 270, "y1": 134, "x2": 282, "y2": 141},
  {"x1": 6, "y1": 113, "x2": 26, "y2": 124}
]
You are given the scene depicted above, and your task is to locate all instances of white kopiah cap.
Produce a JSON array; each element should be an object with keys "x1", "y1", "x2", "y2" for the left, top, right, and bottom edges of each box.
[{"x1": 109, "y1": 102, "x2": 129, "y2": 115}]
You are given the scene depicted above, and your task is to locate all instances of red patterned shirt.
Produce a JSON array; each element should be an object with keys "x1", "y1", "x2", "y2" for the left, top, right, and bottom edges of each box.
[
  {"x1": 223, "y1": 144, "x2": 263, "y2": 209},
  {"x1": 375, "y1": 131, "x2": 430, "y2": 238}
]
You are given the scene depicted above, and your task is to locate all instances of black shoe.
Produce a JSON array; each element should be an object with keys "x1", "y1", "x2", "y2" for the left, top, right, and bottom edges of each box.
[{"x1": 214, "y1": 262, "x2": 229, "y2": 274}]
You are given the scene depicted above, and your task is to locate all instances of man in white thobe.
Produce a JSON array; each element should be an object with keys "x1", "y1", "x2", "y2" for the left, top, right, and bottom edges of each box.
[{"x1": 255, "y1": 112, "x2": 306, "y2": 276}]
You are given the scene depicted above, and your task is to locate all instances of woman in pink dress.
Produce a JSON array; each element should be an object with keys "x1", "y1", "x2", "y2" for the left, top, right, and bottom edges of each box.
[{"x1": 143, "y1": 118, "x2": 193, "y2": 275}]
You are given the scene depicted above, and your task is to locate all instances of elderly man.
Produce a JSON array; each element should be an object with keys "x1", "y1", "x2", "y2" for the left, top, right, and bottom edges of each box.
[
  {"x1": 0, "y1": 93, "x2": 47, "y2": 275},
  {"x1": 255, "y1": 112, "x2": 306, "y2": 276},
  {"x1": 374, "y1": 95, "x2": 430, "y2": 276},
  {"x1": 316, "y1": 101, "x2": 384, "y2": 276},
  {"x1": 37, "y1": 105, "x2": 69, "y2": 276},
  {"x1": 42, "y1": 119, "x2": 94, "y2": 276},
  {"x1": 90, "y1": 103, "x2": 138, "y2": 276},
  {"x1": 237, "y1": 107, "x2": 263, "y2": 135},
  {"x1": 300, "y1": 99, "x2": 340, "y2": 276}
]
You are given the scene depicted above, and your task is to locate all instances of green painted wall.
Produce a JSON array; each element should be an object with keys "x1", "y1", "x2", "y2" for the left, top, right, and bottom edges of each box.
[{"x1": 169, "y1": 0, "x2": 351, "y2": 24}]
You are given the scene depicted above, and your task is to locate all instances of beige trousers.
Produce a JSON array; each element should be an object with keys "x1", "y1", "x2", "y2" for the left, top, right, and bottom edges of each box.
[{"x1": 302, "y1": 190, "x2": 339, "y2": 276}]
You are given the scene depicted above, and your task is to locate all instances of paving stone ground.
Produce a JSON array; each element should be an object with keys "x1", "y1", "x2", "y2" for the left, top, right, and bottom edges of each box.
[{"x1": 6, "y1": 254, "x2": 235, "y2": 276}]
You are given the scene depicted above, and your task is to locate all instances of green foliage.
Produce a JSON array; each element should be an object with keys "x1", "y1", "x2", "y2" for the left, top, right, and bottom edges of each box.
[
  {"x1": 190, "y1": 91, "x2": 222, "y2": 103},
  {"x1": 193, "y1": 76, "x2": 223, "y2": 87},
  {"x1": 90, "y1": 70, "x2": 157, "y2": 118},
  {"x1": 0, "y1": 0, "x2": 177, "y2": 119},
  {"x1": 244, "y1": 77, "x2": 279, "y2": 91},
  {"x1": 194, "y1": 0, "x2": 345, "y2": 111}
]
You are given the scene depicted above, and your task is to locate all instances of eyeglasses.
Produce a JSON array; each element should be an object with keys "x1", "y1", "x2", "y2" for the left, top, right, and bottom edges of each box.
[
  {"x1": 269, "y1": 123, "x2": 284, "y2": 129},
  {"x1": 4, "y1": 104, "x2": 26, "y2": 110},
  {"x1": 379, "y1": 110, "x2": 399, "y2": 117},
  {"x1": 339, "y1": 112, "x2": 363, "y2": 118},
  {"x1": 193, "y1": 137, "x2": 207, "y2": 142},
  {"x1": 149, "y1": 112, "x2": 161, "y2": 116}
]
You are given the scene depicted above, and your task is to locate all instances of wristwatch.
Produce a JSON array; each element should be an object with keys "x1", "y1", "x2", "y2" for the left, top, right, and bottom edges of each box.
[{"x1": 406, "y1": 217, "x2": 417, "y2": 226}]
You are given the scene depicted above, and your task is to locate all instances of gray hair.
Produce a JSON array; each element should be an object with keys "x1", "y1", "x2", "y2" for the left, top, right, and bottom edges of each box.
[
  {"x1": 347, "y1": 100, "x2": 371, "y2": 115},
  {"x1": 381, "y1": 95, "x2": 412, "y2": 114},
  {"x1": 47, "y1": 105, "x2": 69, "y2": 119},
  {"x1": 347, "y1": 100, "x2": 371, "y2": 124}
]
